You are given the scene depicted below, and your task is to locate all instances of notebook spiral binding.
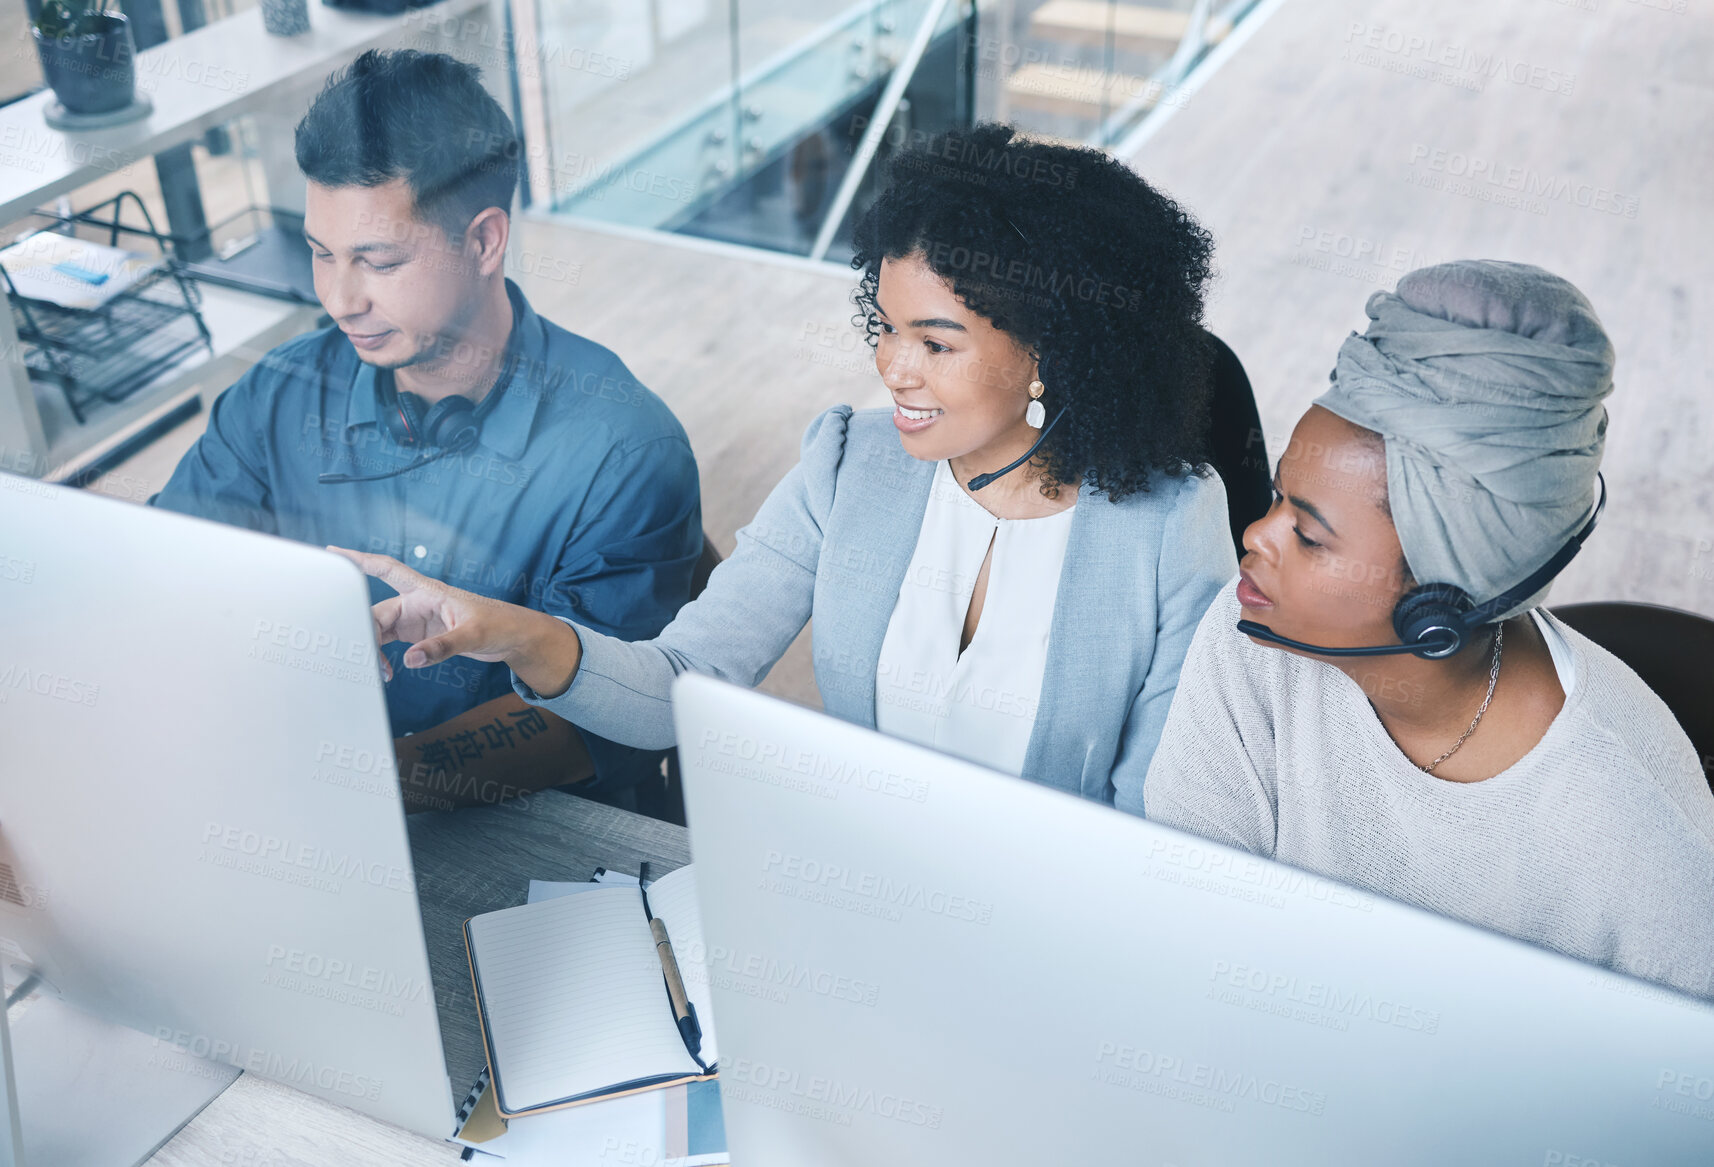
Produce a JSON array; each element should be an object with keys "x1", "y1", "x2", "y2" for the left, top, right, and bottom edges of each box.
[{"x1": 453, "y1": 1065, "x2": 492, "y2": 1133}]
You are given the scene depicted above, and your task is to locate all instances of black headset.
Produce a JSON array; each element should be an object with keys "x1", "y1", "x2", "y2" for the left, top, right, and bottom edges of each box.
[
  {"x1": 384, "y1": 383, "x2": 483, "y2": 451},
  {"x1": 318, "y1": 366, "x2": 508, "y2": 486},
  {"x1": 1236, "y1": 473, "x2": 1607, "y2": 659},
  {"x1": 966, "y1": 405, "x2": 1071, "y2": 491}
]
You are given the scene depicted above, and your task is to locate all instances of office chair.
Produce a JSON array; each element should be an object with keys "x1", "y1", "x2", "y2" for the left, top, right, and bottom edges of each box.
[
  {"x1": 1202, "y1": 331, "x2": 1271, "y2": 562},
  {"x1": 688, "y1": 528, "x2": 723, "y2": 602},
  {"x1": 630, "y1": 532, "x2": 724, "y2": 825},
  {"x1": 1551, "y1": 601, "x2": 1714, "y2": 795}
]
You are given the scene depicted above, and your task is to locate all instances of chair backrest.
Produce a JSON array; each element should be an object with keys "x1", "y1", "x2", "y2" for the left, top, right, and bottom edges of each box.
[
  {"x1": 628, "y1": 531, "x2": 725, "y2": 824},
  {"x1": 1202, "y1": 330, "x2": 1271, "y2": 562},
  {"x1": 1551, "y1": 601, "x2": 1714, "y2": 794},
  {"x1": 690, "y1": 530, "x2": 722, "y2": 600}
]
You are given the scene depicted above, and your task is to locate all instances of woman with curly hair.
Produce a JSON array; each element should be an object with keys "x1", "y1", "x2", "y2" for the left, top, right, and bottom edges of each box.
[{"x1": 333, "y1": 123, "x2": 1237, "y2": 814}]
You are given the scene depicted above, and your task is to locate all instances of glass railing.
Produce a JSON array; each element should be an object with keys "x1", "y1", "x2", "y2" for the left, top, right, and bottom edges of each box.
[
  {"x1": 529, "y1": 0, "x2": 968, "y2": 260},
  {"x1": 520, "y1": 0, "x2": 1262, "y2": 258},
  {"x1": 973, "y1": 0, "x2": 1263, "y2": 146}
]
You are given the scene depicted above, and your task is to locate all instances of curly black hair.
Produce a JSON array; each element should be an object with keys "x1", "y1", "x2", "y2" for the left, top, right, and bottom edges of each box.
[{"x1": 849, "y1": 123, "x2": 1216, "y2": 500}]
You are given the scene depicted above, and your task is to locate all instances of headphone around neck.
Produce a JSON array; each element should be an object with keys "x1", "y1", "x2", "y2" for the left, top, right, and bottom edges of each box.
[
  {"x1": 317, "y1": 366, "x2": 509, "y2": 486},
  {"x1": 383, "y1": 375, "x2": 484, "y2": 452}
]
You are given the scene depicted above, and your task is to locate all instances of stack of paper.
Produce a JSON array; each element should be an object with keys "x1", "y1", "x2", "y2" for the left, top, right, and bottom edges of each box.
[{"x1": 0, "y1": 231, "x2": 159, "y2": 310}]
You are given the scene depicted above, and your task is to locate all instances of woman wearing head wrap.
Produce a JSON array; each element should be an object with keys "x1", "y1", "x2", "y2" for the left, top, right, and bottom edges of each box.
[{"x1": 1144, "y1": 260, "x2": 1714, "y2": 999}]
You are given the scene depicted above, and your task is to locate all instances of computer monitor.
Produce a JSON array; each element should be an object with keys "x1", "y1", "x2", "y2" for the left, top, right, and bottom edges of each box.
[
  {"x1": 0, "y1": 476, "x2": 453, "y2": 1150},
  {"x1": 671, "y1": 673, "x2": 1714, "y2": 1166}
]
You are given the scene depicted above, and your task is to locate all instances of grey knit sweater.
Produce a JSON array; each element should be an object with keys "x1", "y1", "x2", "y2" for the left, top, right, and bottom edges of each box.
[{"x1": 1144, "y1": 584, "x2": 1714, "y2": 1001}]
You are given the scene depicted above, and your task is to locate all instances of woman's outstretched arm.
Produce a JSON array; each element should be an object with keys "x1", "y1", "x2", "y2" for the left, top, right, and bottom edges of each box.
[{"x1": 338, "y1": 405, "x2": 856, "y2": 750}]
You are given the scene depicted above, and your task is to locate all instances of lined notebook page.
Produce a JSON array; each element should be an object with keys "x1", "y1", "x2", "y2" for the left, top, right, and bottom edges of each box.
[
  {"x1": 646, "y1": 865, "x2": 719, "y2": 1066},
  {"x1": 467, "y1": 886, "x2": 702, "y2": 1112}
]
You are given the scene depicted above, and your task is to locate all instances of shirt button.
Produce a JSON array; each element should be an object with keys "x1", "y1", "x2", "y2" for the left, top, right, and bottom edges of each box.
[{"x1": 413, "y1": 545, "x2": 427, "y2": 560}]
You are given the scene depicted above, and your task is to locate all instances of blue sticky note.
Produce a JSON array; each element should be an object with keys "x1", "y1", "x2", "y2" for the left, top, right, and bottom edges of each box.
[
  {"x1": 686, "y1": 1078, "x2": 727, "y2": 1155},
  {"x1": 52, "y1": 261, "x2": 109, "y2": 285}
]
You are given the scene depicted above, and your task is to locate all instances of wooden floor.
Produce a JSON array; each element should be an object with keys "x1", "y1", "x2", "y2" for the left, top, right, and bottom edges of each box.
[
  {"x1": 88, "y1": 0, "x2": 1714, "y2": 720},
  {"x1": 1124, "y1": 0, "x2": 1714, "y2": 619}
]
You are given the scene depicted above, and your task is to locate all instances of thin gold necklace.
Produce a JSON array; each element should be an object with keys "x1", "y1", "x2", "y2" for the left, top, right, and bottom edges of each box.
[{"x1": 1421, "y1": 624, "x2": 1505, "y2": 774}]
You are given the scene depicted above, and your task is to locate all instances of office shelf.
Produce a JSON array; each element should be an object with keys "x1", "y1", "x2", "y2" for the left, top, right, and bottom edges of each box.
[{"x1": 3, "y1": 191, "x2": 213, "y2": 425}]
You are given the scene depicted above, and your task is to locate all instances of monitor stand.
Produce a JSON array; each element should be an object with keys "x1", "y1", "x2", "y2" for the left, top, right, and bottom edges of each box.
[{"x1": 0, "y1": 983, "x2": 237, "y2": 1167}]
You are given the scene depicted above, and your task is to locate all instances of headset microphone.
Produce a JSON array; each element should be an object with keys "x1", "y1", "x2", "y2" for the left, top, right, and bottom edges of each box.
[
  {"x1": 1233, "y1": 620, "x2": 1457, "y2": 658},
  {"x1": 1236, "y1": 473, "x2": 1606, "y2": 661},
  {"x1": 317, "y1": 432, "x2": 477, "y2": 485},
  {"x1": 967, "y1": 405, "x2": 1071, "y2": 492}
]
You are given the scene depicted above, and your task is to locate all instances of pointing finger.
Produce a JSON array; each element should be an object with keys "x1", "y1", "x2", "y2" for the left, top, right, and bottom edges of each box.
[{"x1": 328, "y1": 546, "x2": 432, "y2": 595}]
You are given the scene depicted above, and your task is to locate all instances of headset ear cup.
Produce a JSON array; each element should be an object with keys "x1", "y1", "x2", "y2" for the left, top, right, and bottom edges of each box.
[
  {"x1": 388, "y1": 390, "x2": 428, "y2": 448},
  {"x1": 1392, "y1": 584, "x2": 1474, "y2": 657},
  {"x1": 443, "y1": 416, "x2": 481, "y2": 451},
  {"x1": 420, "y1": 396, "x2": 479, "y2": 450}
]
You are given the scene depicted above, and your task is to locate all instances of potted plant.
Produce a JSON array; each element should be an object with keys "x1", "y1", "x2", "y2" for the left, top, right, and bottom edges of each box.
[{"x1": 31, "y1": 0, "x2": 138, "y2": 117}]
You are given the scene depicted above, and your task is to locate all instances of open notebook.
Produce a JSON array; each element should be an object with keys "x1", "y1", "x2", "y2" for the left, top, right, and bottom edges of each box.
[{"x1": 464, "y1": 865, "x2": 718, "y2": 1117}]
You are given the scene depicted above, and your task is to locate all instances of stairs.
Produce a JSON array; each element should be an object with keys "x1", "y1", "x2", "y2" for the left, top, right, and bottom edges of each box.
[
  {"x1": 998, "y1": 1, "x2": 1234, "y2": 137},
  {"x1": 1030, "y1": 0, "x2": 1192, "y2": 54},
  {"x1": 1004, "y1": 62, "x2": 1167, "y2": 119}
]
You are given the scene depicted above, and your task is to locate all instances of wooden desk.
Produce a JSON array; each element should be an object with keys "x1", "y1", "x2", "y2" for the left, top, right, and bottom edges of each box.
[{"x1": 147, "y1": 790, "x2": 691, "y2": 1166}]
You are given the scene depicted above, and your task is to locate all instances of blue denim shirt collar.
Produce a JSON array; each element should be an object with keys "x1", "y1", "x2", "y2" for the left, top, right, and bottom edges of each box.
[{"x1": 342, "y1": 278, "x2": 545, "y2": 461}]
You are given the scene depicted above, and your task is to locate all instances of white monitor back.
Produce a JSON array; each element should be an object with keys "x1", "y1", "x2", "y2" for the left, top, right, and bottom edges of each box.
[
  {"x1": 0, "y1": 477, "x2": 451, "y2": 1138},
  {"x1": 672, "y1": 673, "x2": 1714, "y2": 1166}
]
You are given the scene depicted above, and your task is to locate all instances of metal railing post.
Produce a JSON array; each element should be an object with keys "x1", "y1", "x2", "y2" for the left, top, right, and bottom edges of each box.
[{"x1": 808, "y1": 0, "x2": 954, "y2": 262}]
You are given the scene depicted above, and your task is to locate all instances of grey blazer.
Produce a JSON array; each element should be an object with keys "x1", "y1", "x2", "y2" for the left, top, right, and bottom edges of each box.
[{"x1": 516, "y1": 405, "x2": 1237, "y2": 815}]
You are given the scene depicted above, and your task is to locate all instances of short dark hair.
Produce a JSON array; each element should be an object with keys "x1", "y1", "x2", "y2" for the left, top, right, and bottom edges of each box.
[
  {"x1": 850, "y1": 123, "x2": 1216, "y2": 501},
  {"x1": 295, "y1": 49, "x2": 520, "y2": 241}
]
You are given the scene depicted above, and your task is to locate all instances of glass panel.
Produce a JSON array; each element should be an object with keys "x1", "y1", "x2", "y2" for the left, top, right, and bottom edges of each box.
[
  {"x1": 529, "y1": 1, "x2": 740, "y2": 222},
  {"x1": 544, "y1": 0, "x2": 972, "y2": 256},
  {"x1": 974, "y1": 0, "x2": 1265, "y2": 147},
  {"x1": 671, "y1": 0, "x2": 969, "y2": 258},
  {"x1": 526, "y1": 0, "x2": 1267, "y2": 257}
]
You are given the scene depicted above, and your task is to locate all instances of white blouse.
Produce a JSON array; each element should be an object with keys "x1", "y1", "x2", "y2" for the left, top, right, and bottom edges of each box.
[{"x1": 874, "y1": 459, "x2": 1077, "y2": 776}]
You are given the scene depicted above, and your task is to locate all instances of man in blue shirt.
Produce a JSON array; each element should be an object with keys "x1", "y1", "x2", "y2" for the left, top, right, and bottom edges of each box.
[{"x1": 152, "y1": 49, "x2": 701, "y2": 810}]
